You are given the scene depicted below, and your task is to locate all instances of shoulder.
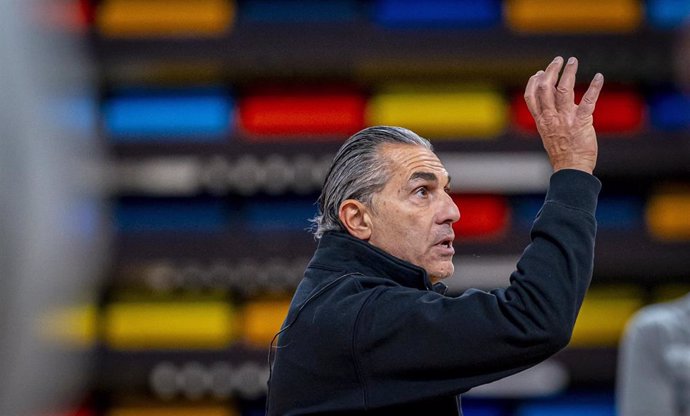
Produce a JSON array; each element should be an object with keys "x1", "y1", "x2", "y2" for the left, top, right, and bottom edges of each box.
[
  {"x1": 352, "y1": 274, "x2": 406, "y2": 290},
  {"x1": 626, "y1": 296, "x2": 690, "y2": 338}
]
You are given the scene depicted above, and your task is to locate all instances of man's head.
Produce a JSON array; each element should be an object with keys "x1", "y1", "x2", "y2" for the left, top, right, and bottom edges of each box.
[{"x1": 313, "y1": 126, "x2": 460, "y2": 282}]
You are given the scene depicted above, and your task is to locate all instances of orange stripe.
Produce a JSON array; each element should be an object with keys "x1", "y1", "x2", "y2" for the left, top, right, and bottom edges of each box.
[
  {"x1": 97, "y1": 0, "x2": 234, "y2": 37},
  {"x1": 506, "y1": 0, "x2": 642, "y2": 33}
]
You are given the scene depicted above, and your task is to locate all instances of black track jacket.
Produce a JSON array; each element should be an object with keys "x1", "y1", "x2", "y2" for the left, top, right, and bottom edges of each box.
[{"x1": 267, "y1": 169, "x2": 601, "y2": 415}]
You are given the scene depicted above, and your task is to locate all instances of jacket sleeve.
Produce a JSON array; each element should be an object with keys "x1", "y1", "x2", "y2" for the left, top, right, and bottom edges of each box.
[{"x1": 353, "y1": 169, "x2": 601, "y2": 408}]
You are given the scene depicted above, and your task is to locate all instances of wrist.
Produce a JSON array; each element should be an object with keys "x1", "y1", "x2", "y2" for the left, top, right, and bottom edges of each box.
[
  {"x1": 553, "y1": 165, "x2": 594, "y2": 175},
  {"x1": 550, "y1": 154, "x2": 596, "y2": 175}
]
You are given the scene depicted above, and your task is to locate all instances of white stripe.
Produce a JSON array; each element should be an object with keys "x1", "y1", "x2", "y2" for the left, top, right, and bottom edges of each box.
[{"x1": 439, "y1": 152, "x2": 551, "y2": 193}]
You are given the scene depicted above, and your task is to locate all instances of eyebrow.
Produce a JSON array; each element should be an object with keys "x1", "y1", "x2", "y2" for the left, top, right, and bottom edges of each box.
[{"x1": 408, "y1": 171, "x2": 451, "y2": 187}]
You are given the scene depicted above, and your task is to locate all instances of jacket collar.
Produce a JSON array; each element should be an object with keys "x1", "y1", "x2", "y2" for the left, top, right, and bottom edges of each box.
[{"x1": 308, "y1": 231, "x2": 436, "y2": 292}]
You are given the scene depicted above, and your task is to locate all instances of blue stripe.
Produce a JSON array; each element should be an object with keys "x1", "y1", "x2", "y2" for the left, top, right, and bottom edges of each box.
[
  {"x1": 241, "y1": 0, "x2": 360, "y2": 22},
  {"x1": 373, "y1": 0, "x2": 501, "y2": 27},
  {"x1": 647, "y1": 0, "x2": 690, "y2": 29},
  {"x1": 650, "y1": 91, "x2": 690, "y2": 131},
  {"x1": 104, "y1": 89, "x2": 233, "y2": 140},
  {"x1": 461, "y1": 398, "x2": 506, "y2": 416},
  {"x1": 114, "y1": 199, "x2": 229, "y2": 232},
  {"x1": 596, "y1": 196, "x2": 644, "y2": 230},
  {"x1": 517, "y1": 393, "x2": 615, "y2": 416},
  {"x1": 244, "y1": 199, "x2": 316, "y2": 232}
]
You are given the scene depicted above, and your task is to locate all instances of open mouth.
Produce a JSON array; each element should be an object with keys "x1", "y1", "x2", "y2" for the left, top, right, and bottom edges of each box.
[{"x1": 436, "y1": 237, "x2": 454, "y2": 249}]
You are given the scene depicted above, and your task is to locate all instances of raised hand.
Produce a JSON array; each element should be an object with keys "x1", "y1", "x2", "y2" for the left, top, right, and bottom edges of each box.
[{"x1": 524, "y1": 56, "x2": 604, "y2": 174}]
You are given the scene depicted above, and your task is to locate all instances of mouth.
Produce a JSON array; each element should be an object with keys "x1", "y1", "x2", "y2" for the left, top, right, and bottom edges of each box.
[{"x1": 434, "y1": 235, "x2": 455, "y2": 254}]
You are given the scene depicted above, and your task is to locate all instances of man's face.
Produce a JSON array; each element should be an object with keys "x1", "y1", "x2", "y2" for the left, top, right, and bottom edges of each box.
[{"x1": 368, "y1": 143, "x2": 460, "y2": 282}]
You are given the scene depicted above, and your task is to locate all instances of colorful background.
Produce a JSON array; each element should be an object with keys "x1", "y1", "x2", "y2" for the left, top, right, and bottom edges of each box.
[{"x1": 3, "y1": 0, "x2": 690, "y2": 415}]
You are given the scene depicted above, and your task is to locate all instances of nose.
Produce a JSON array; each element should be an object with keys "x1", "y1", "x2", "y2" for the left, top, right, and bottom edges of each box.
[{"x1": 438, "y1": 192, "x2": 460, "y2": 225}]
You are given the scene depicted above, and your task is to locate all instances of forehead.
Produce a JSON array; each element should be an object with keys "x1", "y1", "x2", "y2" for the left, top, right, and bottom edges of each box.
[{"x1": 379, "y1": 143, "x2": 448, "y2": 181}]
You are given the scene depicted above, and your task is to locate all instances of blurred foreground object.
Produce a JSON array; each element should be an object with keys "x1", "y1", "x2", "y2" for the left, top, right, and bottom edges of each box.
[
  {"x1": 617, "y1": 292, "x2": 690, "y2": 415},
  {"x1": 0, "y1": 0, "x2": 105, "y2": 415}
]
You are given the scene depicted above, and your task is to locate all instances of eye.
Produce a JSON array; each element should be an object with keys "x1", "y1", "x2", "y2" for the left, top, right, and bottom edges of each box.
[
  {"x1": 444, "y1": 186, "x2": 451, "y2": 194},
  {"x1": 415, "y1": 186, "x2": 429, "y2": 198}
]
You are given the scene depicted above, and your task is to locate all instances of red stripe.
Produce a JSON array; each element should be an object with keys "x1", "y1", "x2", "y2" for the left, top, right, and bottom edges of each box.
[
  {"x1": 452, "y1": 195, "x2": 510, "y2": 239},
  {"x1": 81, "y1": 0, "x2": 95, "y2": 25},
  {"x1": 239, "y1": 88, "x2": 365, "y2": 139}
]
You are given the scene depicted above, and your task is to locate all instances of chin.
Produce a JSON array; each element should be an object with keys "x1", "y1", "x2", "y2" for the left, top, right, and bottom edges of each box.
[
  {"x1": 428, "y1": 264, "x2": 454, "y2": 282},
  {"x1": 436, "y1": 271, "x2": 453, "y2": 281}
]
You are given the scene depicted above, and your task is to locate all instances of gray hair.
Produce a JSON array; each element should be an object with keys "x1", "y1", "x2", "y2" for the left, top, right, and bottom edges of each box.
[{"x1": 311, "y1": 126, "x2": 432, "y2": 239}]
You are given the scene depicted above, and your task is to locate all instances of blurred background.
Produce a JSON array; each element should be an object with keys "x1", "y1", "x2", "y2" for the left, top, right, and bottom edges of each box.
[{"x1": 2, "y1": 0, "x2": 690, "y2": 415}]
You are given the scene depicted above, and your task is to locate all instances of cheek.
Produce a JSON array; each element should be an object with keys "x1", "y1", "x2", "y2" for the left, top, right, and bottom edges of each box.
[
  {"x1": 377, "y1": 212, "x2": 407, "y2": 241},
  {"x1": 372, "y1": 209, "x2": 419, "y2": 253},
  {"x1": 391, "y1": 210, "x2": 421, "y2": 240},
  {"x1": 371, "y1": 198, "x2": 433, "y2": 252}
]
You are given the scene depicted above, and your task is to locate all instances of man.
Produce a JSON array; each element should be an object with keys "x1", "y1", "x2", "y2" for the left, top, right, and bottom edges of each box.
[
  {"x1": 266, "y1": 56, "x2": 604, "y2": 415},
  {"x1": 617, "y1": 293, "x2": 690, "y2": 415}
]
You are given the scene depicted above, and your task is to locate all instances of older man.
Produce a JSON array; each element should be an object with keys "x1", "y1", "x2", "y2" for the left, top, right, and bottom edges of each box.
[{"x1": 266, "y1": 56, "x2": 604, "y2": 415}]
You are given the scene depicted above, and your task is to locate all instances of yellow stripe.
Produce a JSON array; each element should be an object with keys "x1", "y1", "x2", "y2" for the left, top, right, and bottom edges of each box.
[
  {"x1": 97, "y1": 0, "x2": 234, "y2": 37},
  {"x1": 104, "y1": 301, "x2": 236, "y2": 349},
  {"x1": 241, "y1": 300, "x2": 291, "y2": 347},
  {"x1": 646, "y1": 191, "x2": 690, "y2": 241},
  {"x1": 506, "y1": 0, "x2": 642, "y2": 33},
  {"x1": 366, "y1": 86, "x2": 507, "y2": 138},
  {"x1": 37, "y1": 304, "x2": 98, "y2": 348},
  {"x1": 109, "y1": 406, "x2": 236, "y2": 416},
  {"x1": 570, "y1": 286, "x2": 643, "y2": 347}
]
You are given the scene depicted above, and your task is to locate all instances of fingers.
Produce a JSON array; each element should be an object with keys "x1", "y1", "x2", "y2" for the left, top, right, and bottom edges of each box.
[
  {"x1": 536, "y1": 56, "x2": 564, "y2": 111},
  {"x1": 524, "y1": 70, "x2": 544, "y2": 118},
  {"x1": 576, "y1": 72, "x2": 605, "y2": 119},
  {"x1": 555, "y1": 57, "x2": 578, "y2": 110},
  {"x1": 526, "y1": 56, "x2": 601, "y2": 120}
]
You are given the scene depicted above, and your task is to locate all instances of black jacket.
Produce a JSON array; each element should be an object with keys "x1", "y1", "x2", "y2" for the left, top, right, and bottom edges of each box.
[{"x1": 267, "y1": 169, "x2": 601, "y2": 415}]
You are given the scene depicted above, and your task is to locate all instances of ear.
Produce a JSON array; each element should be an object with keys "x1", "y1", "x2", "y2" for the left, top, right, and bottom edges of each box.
[{"x1": 338, "y1": 199, "x2": 373, "y2": 240}]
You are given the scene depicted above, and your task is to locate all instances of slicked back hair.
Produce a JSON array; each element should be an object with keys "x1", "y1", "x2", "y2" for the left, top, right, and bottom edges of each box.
[{"x1": 311, "y1": 126, "x2": 432, "y2": 239}]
